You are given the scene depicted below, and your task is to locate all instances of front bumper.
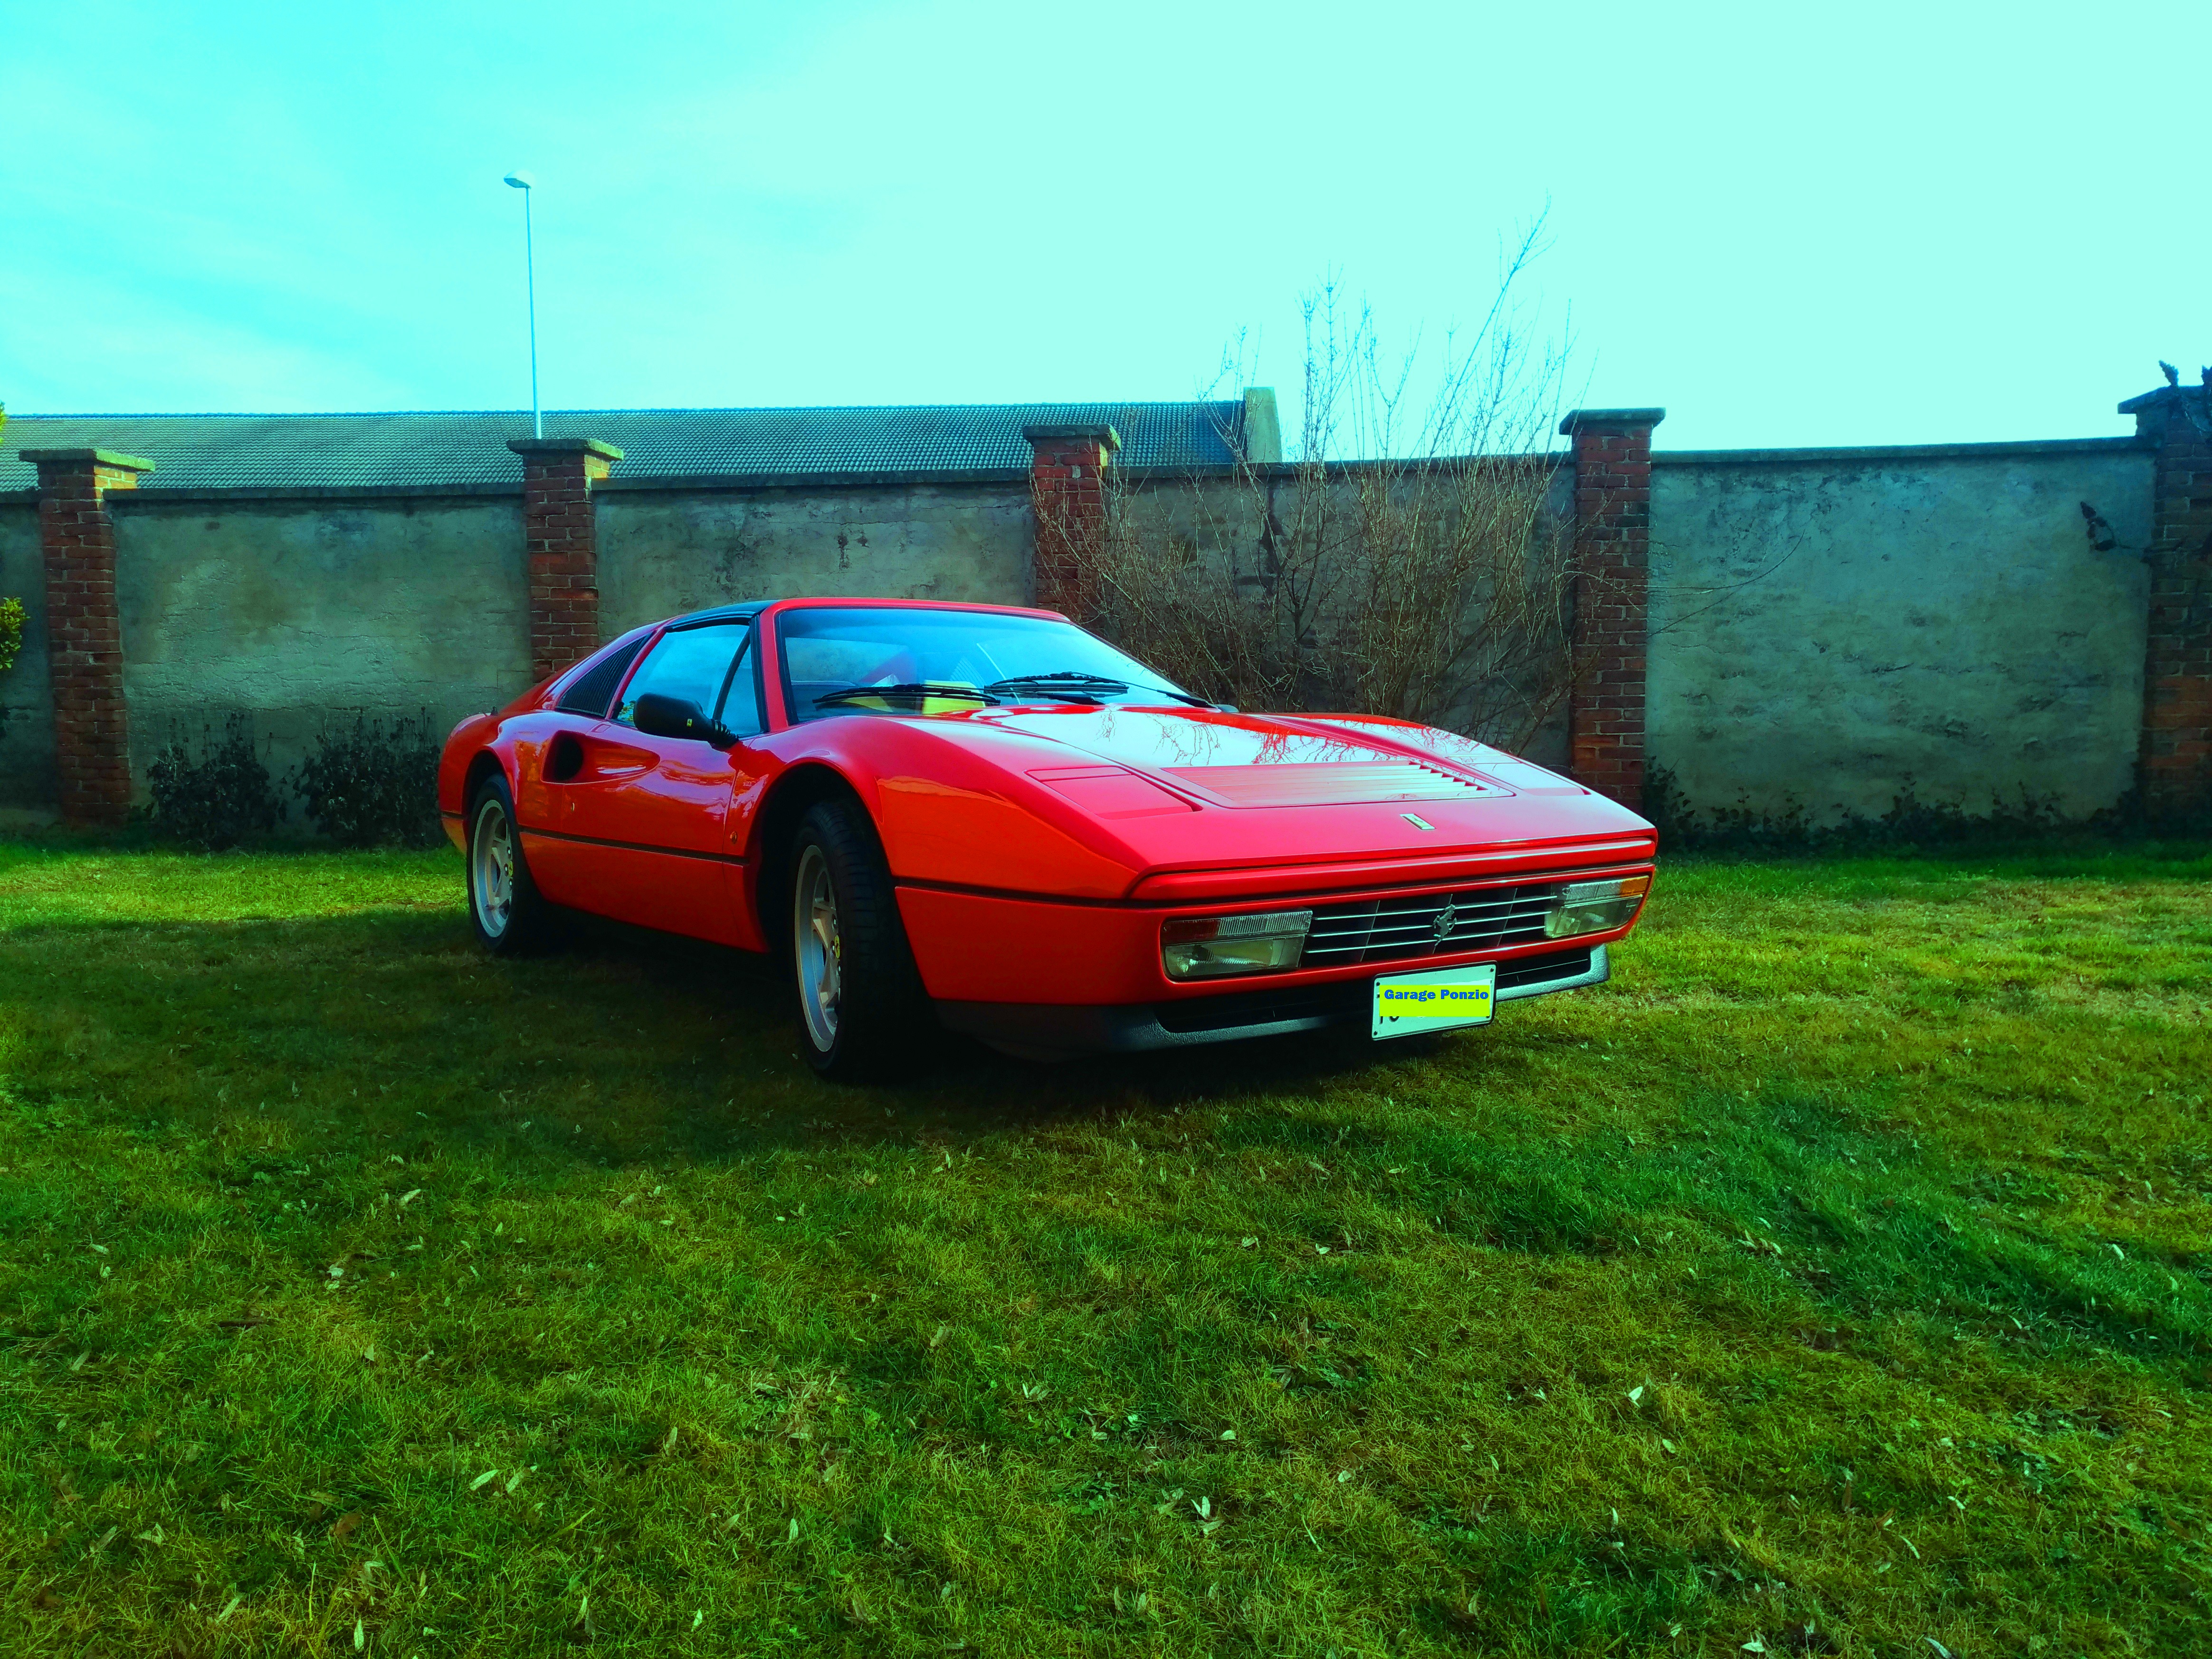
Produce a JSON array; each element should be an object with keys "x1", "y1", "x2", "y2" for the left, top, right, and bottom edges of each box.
[{"x1": 936, "y1": 943, "x2": 1610, "y2": 1058}]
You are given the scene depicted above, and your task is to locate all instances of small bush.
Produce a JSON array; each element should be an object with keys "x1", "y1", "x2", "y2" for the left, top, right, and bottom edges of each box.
[
  {"x1": 0, "y1": 594, "x2": 25, "y2": 743},
  {"x1": 1644, "y1": 761, "x2": 2093, "y2": 855},
  {"x1": 288, "y1": 714, "x2": 443, "y2": 848},
  {"x1": 146, "y1": 715, "x2": 286, "y2": 849}
]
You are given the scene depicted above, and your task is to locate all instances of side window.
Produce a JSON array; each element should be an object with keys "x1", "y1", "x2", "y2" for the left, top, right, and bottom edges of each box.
[
  {"x1": 715, "y1": 636, "x2": 763, "y2": 735},
  {"x1": 614, "y1": 623, "x2": 748, "y2": 727},
  {"x1": 555, "y1": 636, "x2": 648, "y2": 717}
]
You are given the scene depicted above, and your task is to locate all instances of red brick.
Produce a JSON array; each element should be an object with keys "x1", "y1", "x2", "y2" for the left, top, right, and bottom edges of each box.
[
  {"x1": 32, "y1": 455, "x2": 143, "y2": 827},
  {"x1": 518, "y1": 450, "x2": 617, "y2": 682},
  {"x1": 1564, "y1": 415, "x2": 1660, "y2": 809},
  {"x1": 2134, "y1": 392, "x2": 2212, "y2": 818}
]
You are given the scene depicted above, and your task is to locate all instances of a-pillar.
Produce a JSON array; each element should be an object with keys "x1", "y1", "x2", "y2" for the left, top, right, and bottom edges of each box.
[
  {"x1": 1023, "y1": 423, "x2": 1120, "y2": 620},
  {"x1": 509, "y1": 437, "x2": 623, "y2": 683},
  {"x1": 1560, "y1": 407, "x2": 1664, "y2": 808},
  {"x1": 23, "y1": 447, "x2": 153, "y2": 828},
  {"x1": 2118, "y1": 376, "x2": 2212, "y2": 822}
]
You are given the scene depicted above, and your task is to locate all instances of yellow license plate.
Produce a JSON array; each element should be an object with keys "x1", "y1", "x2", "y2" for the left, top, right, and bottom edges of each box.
[{"x1": 1372, "y1": 963, "x2": 1497, "y2": 1039}]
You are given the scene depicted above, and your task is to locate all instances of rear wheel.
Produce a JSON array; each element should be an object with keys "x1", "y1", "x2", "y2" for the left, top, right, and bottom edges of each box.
[
  {"x1": 467, "y1": 774, "x2": 553, "y2": 953},
  {"x1": 789, "y1": 797, "x2": 930, "y2": 1081}
]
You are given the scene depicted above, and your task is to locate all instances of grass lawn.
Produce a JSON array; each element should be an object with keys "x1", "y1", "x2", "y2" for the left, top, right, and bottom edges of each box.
[{"x1": 1, "y1": 838, "x2": 2209, "y2": 1657}]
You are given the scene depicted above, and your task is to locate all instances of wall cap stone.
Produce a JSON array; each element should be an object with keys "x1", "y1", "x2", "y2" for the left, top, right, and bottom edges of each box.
[
  {"x1": 105, "y1": 483, "x2": 526, "y2": 505},
  {"x1": 1560, "y1": 408, "x2": 1666, "y2": 436},
  {"x1": 1653, "y1": 435, "x2": 2151, "y2": 466},
  {"x1": 507, "y1": 438, "x2": 625, "y2": 461},
  {"x1": 598, "y1": 468, "x2": 1028, "y2": 493},
  {"x1": 2118, "y1": 383, "x2": 2210, "y2": 416},
  {"x1": 20, "y1": 448, "x2": 155, "y2": 472},
  {"x1": 1021, "y1": 424, "x2": 1122, "y2": 450}
]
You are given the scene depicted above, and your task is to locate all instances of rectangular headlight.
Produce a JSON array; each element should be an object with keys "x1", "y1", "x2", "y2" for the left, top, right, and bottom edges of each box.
[
  {"x1": 1162, "y1": 909, "x2": 1313, "y2": 980},
  {"x1": 1543, "y1": 875, "x2": 1650, "y2": 938}
]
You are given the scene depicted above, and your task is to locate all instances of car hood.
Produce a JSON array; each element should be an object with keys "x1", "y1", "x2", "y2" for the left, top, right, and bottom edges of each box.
[{"x1": 927, "y1": 703, "x2": 1655, "y2": 885}]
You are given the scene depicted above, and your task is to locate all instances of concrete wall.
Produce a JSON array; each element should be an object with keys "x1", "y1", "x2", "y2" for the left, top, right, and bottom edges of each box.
[
  {"x1": 0, "y1": 498, "x2": 56, "y2": 819},
  {"x1": 1647, "y1": 439, "x2": 2155, "y2": 822},
  {"x1": 0, "y1": 477, "x2": 1036, "y2": 816},
  {"x1": 0, "y1": 437, "x2": 2178, "y2": 832},
  {"x1": 595, "y1": 478, "x2": 1032, "y2": 635},
  {"x1": 108, "y1": 492, "x2": 529, "y2": 793}
]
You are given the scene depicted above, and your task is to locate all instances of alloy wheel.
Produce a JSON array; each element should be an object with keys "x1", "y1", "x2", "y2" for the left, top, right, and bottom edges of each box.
[
  {"x1": 471, "y1": 798, "x2": 514, "y2": 938},
  {"x1": 794, "y1": 844, "x2": 842, "y2": 1051}
]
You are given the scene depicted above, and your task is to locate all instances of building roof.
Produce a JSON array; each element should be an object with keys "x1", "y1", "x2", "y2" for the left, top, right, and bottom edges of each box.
[{"x1": 0, "y1": 401, "x2": 1250, "y2": 494}]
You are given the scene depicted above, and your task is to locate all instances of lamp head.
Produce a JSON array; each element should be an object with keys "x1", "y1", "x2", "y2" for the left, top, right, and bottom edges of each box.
[{"x1": 503, "y1": 172, "x2": 534, "y2": 190}]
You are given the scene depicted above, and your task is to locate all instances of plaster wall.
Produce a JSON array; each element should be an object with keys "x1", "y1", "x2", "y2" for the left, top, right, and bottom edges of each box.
[
  {"x1": 1647, "y1": 444, "x2": 2155, "y2": 822},
  {"x1": 110, "y1": 495, "x2": 529, "y2": 794},
  {"x1": 595, "y1": 481, "x2": 1032, "y2": 635},
  {"x1": 0, "y1": 501, "x2": 56, "y2": 819}
]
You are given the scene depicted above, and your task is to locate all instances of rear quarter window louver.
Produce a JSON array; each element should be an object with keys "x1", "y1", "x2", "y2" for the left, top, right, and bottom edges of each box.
[{"x1": 554, "y1": 637, "x2": 647, "y2": 718}]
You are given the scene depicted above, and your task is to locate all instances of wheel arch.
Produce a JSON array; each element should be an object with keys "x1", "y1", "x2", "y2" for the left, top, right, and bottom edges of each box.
[
  {"x1": 750, "y1": 762, "x2": 872, "y2": 964},
  {"x1": 462, "y1": 749, "x2": 507, "y2": 817}
]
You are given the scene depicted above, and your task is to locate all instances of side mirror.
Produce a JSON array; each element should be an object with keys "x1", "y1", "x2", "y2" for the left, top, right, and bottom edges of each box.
[{"x1": 631, "y1": 692, "x2": 735, "y2": 748}]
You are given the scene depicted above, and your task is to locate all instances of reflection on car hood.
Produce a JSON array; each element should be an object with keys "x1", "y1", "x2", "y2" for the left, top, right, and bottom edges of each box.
[{"x1": 970, "y1": 706, "x2": 1548, "y2": 805}]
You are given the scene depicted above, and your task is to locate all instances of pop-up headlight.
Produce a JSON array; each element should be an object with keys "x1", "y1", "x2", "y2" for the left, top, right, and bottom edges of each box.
[
  {"x1": 1161, "y1": 909, "x2": 1314, "y2": 980},
  {"x1": 1543, "y1": 875, "x2": 1650, "y2": 939}
]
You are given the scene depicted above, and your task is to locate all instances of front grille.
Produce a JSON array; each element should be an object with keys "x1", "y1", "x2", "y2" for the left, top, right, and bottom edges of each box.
[{"x1": 1301, "y1": 880, "x2": 1561, "y2": 967}]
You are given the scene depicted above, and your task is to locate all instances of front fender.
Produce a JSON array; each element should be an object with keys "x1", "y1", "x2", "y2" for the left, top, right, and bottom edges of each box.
[
  {"x1": 438, "y1": 713, "x2": 503, "y2": 848},
  {"x1": 744, "y1": 718, "x2": 1153, "y2": 899}
]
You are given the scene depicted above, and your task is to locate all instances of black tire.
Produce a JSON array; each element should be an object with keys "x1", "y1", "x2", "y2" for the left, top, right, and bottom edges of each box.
[
  {"x1": 787, "y1": 796, "x2": 932, "y2": 1081},
  {"x1": 466, "y1": 773, "x2": 554, "y2": 954}
]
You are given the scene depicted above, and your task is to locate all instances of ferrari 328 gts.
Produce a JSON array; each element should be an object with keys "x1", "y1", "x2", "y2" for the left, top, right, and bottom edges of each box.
[{"x1": 438, "y1": 598, "x2": 1657, "y2": 1078}]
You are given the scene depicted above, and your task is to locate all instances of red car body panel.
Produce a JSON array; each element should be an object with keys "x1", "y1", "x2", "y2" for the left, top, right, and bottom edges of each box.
[{"x1": 439, "y1": 597, "x2": 1657, "y2": 1047}]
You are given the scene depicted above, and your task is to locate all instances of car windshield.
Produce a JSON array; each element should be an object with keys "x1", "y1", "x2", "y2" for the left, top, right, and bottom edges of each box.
[{"x1": 777, "y1": 606, "x2": 1197, "y2": 724}]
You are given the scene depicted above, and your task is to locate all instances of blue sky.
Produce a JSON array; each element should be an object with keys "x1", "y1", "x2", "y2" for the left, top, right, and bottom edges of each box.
[{"x1": 2, "y1": 0, "x2": 2202, "y2": 451}]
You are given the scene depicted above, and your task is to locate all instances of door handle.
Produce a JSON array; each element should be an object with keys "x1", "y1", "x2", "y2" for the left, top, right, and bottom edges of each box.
[{"x1": 544, "y1": 729, "x2": 654, "y2": 785}]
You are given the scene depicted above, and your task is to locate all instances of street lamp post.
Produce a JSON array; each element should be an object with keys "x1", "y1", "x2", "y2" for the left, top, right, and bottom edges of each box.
[{"x1": 503, "y1": 171, "x2": 540, "y2": 439}]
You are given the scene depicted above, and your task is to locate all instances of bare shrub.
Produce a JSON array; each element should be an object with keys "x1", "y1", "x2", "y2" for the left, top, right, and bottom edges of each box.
[{"x1": 1066, "y1": 225, "x2": 1582, "y2": 749}]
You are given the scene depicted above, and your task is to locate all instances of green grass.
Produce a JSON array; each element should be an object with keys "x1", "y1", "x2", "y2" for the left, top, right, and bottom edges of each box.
[{"x1": 1, "y1": 838, "x2": 2209, "y2": 1656}]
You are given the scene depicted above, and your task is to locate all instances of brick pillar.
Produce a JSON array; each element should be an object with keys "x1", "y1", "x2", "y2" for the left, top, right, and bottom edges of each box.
[
  {"x1": 1560, "y1": 408, "x2": 1664, "y2": 808},
  {"x1": 22, "y1": 448, "x2": 153, "y2": 827},
  {"x1": 1023, "y1": 423, "x2": 1120, "y2": 620},
  {"x1": 509, "y1": 438, "x2": 623, "y2": 684},
  {"x1": 2119, "y1": 377, "x2": 2212, "y2": 821}
]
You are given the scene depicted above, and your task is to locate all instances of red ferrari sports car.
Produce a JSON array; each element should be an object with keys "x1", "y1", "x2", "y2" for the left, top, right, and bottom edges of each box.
[{"x1": 439, "y1": 598, "x2": 1656, "y2": 1078}]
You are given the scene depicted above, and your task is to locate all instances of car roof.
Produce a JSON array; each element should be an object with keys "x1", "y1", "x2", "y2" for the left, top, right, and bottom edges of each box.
[
  {"x1": 663, "y1": 602, "x2": 768, "y2": 630},
  {"x1": 665, "y1": 597, "x2": 1064, "y2": 631}
]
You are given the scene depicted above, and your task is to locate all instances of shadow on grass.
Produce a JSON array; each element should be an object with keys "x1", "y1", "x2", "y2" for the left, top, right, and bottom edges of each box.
[{"x1": 0, "y1": 896, "x2": 1415, "y2": 1164}]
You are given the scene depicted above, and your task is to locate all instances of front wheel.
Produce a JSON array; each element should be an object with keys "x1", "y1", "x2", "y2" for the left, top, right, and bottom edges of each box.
[
  {"x1": 789, "y1": 797, "x2": 930, "y2": 1081},
  {"x1": 467, "y1": 774, "x2": 554, "y2": 954}
]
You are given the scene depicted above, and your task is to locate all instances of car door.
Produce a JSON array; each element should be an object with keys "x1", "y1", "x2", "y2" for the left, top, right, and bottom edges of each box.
[{"x1": 534, "y1": 620, "x2": 755, "y2": 945}]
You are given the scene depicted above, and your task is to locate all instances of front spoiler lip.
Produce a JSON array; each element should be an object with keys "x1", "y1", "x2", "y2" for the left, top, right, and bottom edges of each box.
[{"x1": 938, "y1": 944, "x2": 1611, "y2": 1058}]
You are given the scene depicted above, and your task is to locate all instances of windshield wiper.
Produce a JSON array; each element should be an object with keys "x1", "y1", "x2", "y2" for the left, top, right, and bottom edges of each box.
[
  {"x1": 985, "y1": 671, "x2": 1215, "y2": 709},
  {"x1": 983, "y1": 674, "x2": 1111, "y2": 705},
  {"x1": 813, "y1": 683, "x2": 1000, "y2": 709}
]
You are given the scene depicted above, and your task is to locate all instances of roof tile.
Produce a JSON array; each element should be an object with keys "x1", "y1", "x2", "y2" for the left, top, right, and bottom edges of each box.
[{"x1": 0, "y1": 402, "x2": 1245, "y2": 493}]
